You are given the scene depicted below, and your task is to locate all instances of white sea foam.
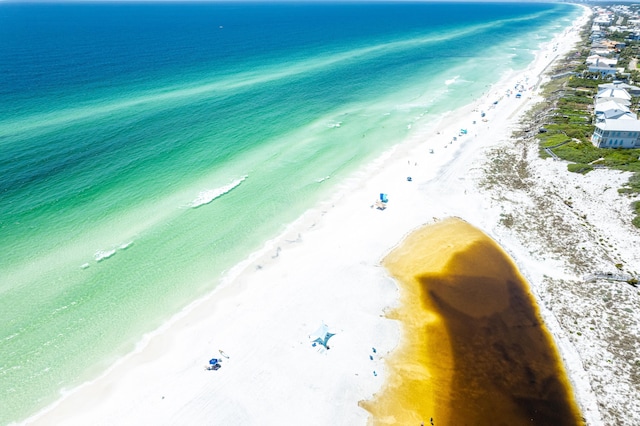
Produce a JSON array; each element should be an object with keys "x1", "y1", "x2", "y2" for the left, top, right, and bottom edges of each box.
[
  {"x1": 89, "y1": 242, "x2": 131, "y2": 266},
  {"x1": 190, "y1": 175, "x2": 248, "y2": 208},
  {"x1": 94, "y1": 250, "x2": 116, "y2": 262},
  {"x1": 4, "y1": 332, "x2": 19, "y2": 342},
  {"x1": 445, "y1": 75, "x2": 460, "y2": 86}
]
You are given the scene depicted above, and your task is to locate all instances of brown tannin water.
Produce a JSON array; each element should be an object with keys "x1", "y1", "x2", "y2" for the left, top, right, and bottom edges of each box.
[{"x1": 362, "y1": 218, "x2": 582, "y2": 426}]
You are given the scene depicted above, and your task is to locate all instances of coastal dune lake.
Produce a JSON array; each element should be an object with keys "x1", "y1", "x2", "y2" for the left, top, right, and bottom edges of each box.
[{"x1": 367, "y1": 218, "x2": 582, "y2": 425}]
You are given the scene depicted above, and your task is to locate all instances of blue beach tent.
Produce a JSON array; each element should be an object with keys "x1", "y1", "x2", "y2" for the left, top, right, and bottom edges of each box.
[
  {"x1": 379, "y1": 193, "x2": 388, "y2": 203},
  {"x1": 309, "y1": 322, "x2": 335, "y2": 349}
]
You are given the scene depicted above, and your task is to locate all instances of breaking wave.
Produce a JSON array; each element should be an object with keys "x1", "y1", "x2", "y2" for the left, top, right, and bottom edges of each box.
[
  {"x1": 445, "y1": 75, "x2": 460, "y2": 86},
  {"x1": 190, "y1": 175, "x2": 248, "y2": 208},
  {"x1": 94, "y1": 249, "x2": 116, "y2": 262}
]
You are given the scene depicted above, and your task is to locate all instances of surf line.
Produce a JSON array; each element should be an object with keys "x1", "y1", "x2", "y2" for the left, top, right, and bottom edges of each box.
[{"x1": 190, "y1": 175, "x2": 248, "y2": 208}]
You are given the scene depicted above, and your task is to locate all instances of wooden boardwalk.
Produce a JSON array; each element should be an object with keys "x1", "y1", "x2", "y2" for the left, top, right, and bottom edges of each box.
[{"x1": 584, "y1": 271, "x2": 637, "y2": 285}]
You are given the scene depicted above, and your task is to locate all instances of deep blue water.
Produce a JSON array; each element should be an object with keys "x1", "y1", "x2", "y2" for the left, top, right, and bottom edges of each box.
[{"x1": 0, "y1": 2, "x2": 580, "y2": 423}]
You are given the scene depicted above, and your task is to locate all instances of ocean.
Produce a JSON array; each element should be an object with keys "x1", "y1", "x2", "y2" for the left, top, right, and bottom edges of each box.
[{"x1": 0, "y1": 2, "x2": 580, "y2": 423}]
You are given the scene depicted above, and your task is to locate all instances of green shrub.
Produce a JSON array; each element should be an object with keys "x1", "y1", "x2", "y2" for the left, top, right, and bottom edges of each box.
[
  {"x1": 567, "y1": 77, "x2": 600, "y2": 89},
  {"x1": 600, "y1": 149, "x2": 640, "y2": 168},
  {"x1": 559, "y1": 95, "x2": 593, "y2": 105},
  {"x1": 619, "y1": 173, "x2": 640, "y2": 194},
  {"x1": 567, "y1": 163, "x2": 593, "y2": 173},
  {"x1": 555, "y1": 142, "x2": 601, "y2": 164},
  {"x1": 539, "y1": 133, "x2": 571, "y2": 147}
]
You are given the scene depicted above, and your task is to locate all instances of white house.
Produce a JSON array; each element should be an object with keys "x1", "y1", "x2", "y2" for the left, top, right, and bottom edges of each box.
[
  {"x1": 589, "y1": 64, "x2": 622, "y2": 78},
  {"x1": 586, "y1": 55, "x2": 617, "y2": 66},
  {"x1": 594, "y1": 100, "x2": 635, "y2": 122},
  {"x1": 587, "y1": 56, "x2": 619, "y2": 77},
  {"x1": 591, "y1": 119, "x2": 640, "y2": 148},
  {"x1": 595, "y1": 87, "x2": 632, "y2": 106},
  {"x1": 591, "y1": 48, "x2": 614, "y2": 57},
  {"x1": 598, "y1": 81, "x2": 640, "y2": 96},
  {"x1": 594, "y1": 17, "x2": 612, "y2": 26}
]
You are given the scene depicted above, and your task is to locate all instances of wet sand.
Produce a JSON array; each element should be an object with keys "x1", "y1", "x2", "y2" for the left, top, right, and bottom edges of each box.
[{"x1": 365, "y1": 218, "x2": 583, "y2": 425}]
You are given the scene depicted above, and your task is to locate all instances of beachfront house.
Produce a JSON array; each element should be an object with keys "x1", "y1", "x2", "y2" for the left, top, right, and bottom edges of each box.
[
  {"x1": 590, "y1": 84, "x2": 640, "y2": 149},
  {"x1": 594, "y1": 100, "x2": 635, "y2": 122},
  {"x1": 587, "y1": 55, "x2": 617, "y2": 66},
  {"x1": 586, "y1": 56, "x2": 619, "y2": 78},
  {"x1": 595, "y1": 87, "x2": 632, "y2": 106},
  {"x1": 591, "y1": 48, "x2": 614, "y2": 57},
  {"x1": 591, "y1": 119, "x2": 640, "y2": 148},
  {"x1": 590, "y1": 27, "x2": 605, "y2": 41},
  {"x1": 598, "y1": 81, "x2": 640, "y2": 96},
  {"x1": 588, "y1": 63, "x2": 622, "y2": 78},
  {"x1": 593, "y1": 12, "x2": 613, "y2": 26},
  {"x1": 589, "y1": 42, "x2": 615, "y2": 55}
]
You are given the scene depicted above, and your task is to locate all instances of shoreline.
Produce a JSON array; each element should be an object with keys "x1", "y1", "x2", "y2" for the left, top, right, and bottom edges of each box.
[{"x1": 24, "y1": 8, "x2": 599, "y2": 426}]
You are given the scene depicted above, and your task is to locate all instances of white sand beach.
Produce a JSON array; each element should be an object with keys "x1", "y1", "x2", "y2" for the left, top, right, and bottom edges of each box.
[{"x1": 28, "y1": 7, "x2": 640, "y2": 426}]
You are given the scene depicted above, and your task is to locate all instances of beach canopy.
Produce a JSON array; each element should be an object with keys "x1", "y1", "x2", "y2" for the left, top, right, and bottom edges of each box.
[{"x1": 309, "y1": 322, "x2": 335, "y2": 348}]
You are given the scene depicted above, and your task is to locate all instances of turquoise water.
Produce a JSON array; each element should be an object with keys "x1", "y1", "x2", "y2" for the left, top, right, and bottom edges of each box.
[{"x1": 0, "y1": 2, "x2": 580, "y2": 423}]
